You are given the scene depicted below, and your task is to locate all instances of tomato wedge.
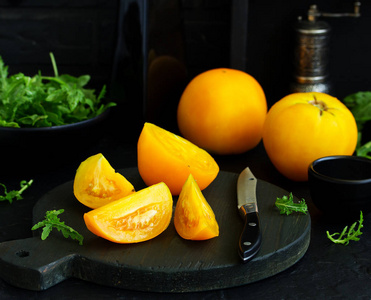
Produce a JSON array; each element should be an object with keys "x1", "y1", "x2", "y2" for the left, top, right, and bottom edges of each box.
[
  {"x1": 84, "y1": 182, "x2": 173, "y2": 243},
  {"x1": 137, "y1": 122, "x2": 219, "y2": 196},
  {"x1": 174, "y1": 174, "x2": 219, "y2": 240},
  {"x1": 74, "y1": 153, "x2": 135, "y2": 209}
]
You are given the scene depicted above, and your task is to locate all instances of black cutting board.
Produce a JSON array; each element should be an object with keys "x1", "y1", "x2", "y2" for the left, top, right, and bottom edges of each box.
[{"x1": 0, "y1": 168, "x2": 310, "y2": 292}]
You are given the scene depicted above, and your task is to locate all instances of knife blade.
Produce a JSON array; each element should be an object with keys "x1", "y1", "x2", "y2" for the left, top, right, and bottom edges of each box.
[{"x1": 237, "y1": 167, "x2": 262, "y2": 263}]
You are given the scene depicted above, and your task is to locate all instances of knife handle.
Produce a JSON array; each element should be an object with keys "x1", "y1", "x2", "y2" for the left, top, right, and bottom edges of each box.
[{"x1": 238, "y1": 212, "x2": 262, "y2": 263}]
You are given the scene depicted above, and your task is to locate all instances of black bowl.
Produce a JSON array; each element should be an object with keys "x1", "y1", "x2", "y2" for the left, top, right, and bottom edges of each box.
[
  {"x1": 308, "y1": 155, "x2": 371, "y2": 220},
  {"x1": 1, "y1": 109, "x2": 111, "y2": 175}
]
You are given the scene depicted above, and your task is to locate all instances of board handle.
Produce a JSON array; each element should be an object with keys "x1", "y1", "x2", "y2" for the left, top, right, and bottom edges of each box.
[{"x1": 0, "y1": 236, "x2": 76, "y2": 290}]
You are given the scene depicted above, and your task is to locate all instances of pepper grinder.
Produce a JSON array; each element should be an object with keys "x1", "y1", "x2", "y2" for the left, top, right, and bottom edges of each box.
[{"x1": 291, "y1": 2, "x2": 361, "y2": 94}]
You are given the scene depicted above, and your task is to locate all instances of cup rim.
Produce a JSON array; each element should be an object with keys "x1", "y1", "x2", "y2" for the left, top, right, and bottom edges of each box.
[{"x1": 308, "y1": 155, "x2": 371, "y2": 184}]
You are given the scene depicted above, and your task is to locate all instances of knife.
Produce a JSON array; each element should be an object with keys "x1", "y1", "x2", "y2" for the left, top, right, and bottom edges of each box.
[{"x1": 237, "y1": 167, "x2": 262, "y2": 263}]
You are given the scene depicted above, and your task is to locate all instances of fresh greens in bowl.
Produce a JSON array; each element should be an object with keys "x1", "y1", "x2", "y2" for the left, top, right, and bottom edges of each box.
[{"x1": 0, "y1": 53, "x2": 116, "y2": 128}]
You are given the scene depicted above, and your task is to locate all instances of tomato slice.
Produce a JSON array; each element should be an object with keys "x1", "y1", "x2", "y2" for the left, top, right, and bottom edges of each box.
[
  {"x1": 84, "y1": 182, "x2": 173, "y2": 243},
  {"x1": 137, "y1": 122, "x2": 219, "y2": 196},
  {"x1": 174, "y1": 174, "x2": 219, "y2": 240},
  {"x1": 73, "y1": 153, "x2": 135, "y2": 209}
]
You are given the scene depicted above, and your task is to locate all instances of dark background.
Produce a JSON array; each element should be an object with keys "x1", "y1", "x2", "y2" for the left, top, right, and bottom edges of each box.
[
  {"x1": 0, "y1": 0, "x2": 369, "y2": 134},
  {"x1": 0, "y1": 1, "x2": 370, "y2": 298}
]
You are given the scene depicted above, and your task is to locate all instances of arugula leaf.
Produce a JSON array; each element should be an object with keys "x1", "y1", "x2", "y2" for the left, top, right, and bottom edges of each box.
[
  {"x1": 326, "y1": 211, "x2": 363, "y2": 245},
  {"x1": 0, "y1": 56, "x2": 8, "y2": 87},
  {"x1": 344, "y1": 92, "x2": 371, "y2": 158},
  {"x1": 343, "y1": 92, "x2": 371, "y2": 130},
  {"x1": 32, "y1": 209, "x2": 83, "y2": 245},
  {"x1": 0, "y1": 53, "x2": 116, "y2": 128},
  {"x1": 355, "y1": 139, "x2": 371, "y2": 159},
  {"x1": 275, "y1": 192, "x2": 308, "y2": 215},
  {"x1": 0, "y1": 179, "x2": 33, "y2": 204}
]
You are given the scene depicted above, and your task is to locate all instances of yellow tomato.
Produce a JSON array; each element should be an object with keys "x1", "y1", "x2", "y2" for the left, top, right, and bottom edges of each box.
[
  {"x1": 137, "y1": 122, "x2": 219, "y2": 196},
  {"x1": 174, "y1": 174, "x2": 219, "y2": 240},
  {"x1": 177, "y1": 68, "x2": 267, "y2": 155},
  {"x1": 74, "y1": 153, "x2": 135, "y2": 209},
  {"x1": 84, "y1": 182, "x2": 173, "y2": 243},
  {"x1": 262, "y1": 92, "x2": 358, "y2": 181}
]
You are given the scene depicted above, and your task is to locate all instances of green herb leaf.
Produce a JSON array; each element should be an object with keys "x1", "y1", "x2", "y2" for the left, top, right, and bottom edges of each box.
[
  {"x1": 356, "y1": 139, "x2": 371, "y2": 159},
  {"x1": 326, "y1": 211, "x2": 364, "y2": 245},
  {"x1": 275, "y1": 192, "x2": 308, "y2": 215},
  {"x1": 0, "y1": 179, "x2": 33, "y2": 204},
  {"x1": 0, "y1": 53, "x2": 116, "y2": 128},
  {"x1": 343, "y1": 92, "x2": 371, "y2": 130},
  {"x1": 32, "y1": 209, "x2": 83, "y2": 245},
  {"x1": 344, "y1": 92, "x2": 371, "y2": 158}
]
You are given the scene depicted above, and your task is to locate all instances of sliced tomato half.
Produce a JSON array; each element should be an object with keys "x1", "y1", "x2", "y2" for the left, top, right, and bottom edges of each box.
[
  {"x1": 84, "y1": 182, "x2": 173, "y2": 243},
  {"x1": 73, "y1": 153, "x2": 135, "y2": 209}
]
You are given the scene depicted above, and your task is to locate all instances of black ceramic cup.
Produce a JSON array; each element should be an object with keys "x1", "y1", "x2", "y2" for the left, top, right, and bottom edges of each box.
[{"x1": 308, "y1": 155, "x2": 371, "y2": 220}]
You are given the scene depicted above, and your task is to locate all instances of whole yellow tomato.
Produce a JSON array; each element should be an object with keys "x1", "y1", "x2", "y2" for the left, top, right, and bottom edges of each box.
[
  {"x1": 177, "y1": 68, "x2": 267, "y2": 155},
  {"x1": 262, "y1": 92, "x2": 358, "y2": 181}
]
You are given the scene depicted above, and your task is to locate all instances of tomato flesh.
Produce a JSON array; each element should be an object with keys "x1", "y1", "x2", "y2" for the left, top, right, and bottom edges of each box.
[
  {"x1": 74, "y1": 153, "x2": 135, "y2": 209},
  {"x1": 174, "y1": 174, "x2": 219, "y2": 240},
  {"x1": 84, "y1": 182, "x2": 173, "y2": 243},
  {"x1": 137, "y1": 122, "x2": 219, "y2": 196}
]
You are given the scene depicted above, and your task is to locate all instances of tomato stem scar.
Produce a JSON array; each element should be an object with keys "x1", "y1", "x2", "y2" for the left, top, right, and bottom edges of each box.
[{"x1": 308, "y1": 95, "x2": 328, "y2": 116}]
